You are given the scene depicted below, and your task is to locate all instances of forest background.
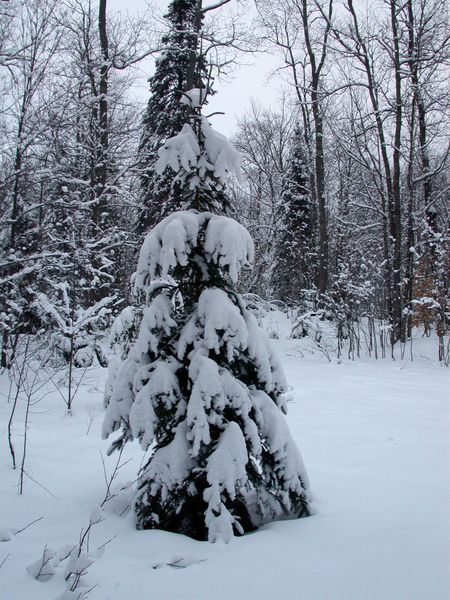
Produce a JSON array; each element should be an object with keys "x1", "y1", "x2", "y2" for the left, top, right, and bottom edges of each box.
[{"x1": 0, "y1": 0, "x2": 448, "y2": 367}]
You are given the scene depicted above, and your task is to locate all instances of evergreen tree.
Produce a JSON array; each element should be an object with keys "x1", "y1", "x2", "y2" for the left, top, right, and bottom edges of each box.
[
  {"x1": 137, "y1": 0, "x2": 211, "y2": 234},
  {"x1": 272, "y1": 126, "x2": 316, "y2": 303},
  {"x1": 103, "y1": 92, "x2": 311, "y2": 542}
]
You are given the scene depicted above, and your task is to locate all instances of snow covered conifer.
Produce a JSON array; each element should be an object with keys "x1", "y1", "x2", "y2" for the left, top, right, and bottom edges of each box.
[
  {"x1": 272, "y1": 125, "x2": 316, "y2": 302},
  {"x1": 103, "y1": 305, "x2": 142, "y2": 407},
  {"x1": 137, "y1": 0, "x2": 211, "y2": 233},
  {"x1": 103, "y1": 92, "x2": 311, "y2": 542}
]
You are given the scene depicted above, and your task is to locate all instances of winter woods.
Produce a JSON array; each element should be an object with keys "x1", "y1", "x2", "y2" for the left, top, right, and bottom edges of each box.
[
  {"x1": 1, "y1": 0, "x2": 448, "y2": 366},
  {"x1": 251, "y1": 0, "x2": 449, "y2": 352},
  {"x1": 0, "y1": 0, "x2": 447, "y2": 539},
  {"x1": 104, "y1": 48, "x2": 311, "y2": 541},
  {"x1": 0, "y1": 3, "x2": 449, "y2": 598},
  {"x1": 0, "y1": 0, "x2": 155, "y2": 367}
]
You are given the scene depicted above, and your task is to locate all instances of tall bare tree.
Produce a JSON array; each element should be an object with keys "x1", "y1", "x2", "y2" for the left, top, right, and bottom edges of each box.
[{"x1": 256, "y1": 0, "x2": 333, "y2": 296}]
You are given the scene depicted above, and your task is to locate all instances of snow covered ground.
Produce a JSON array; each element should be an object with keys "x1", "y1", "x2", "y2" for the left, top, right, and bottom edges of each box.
[{"x1": 1, "y1": 315, "x2": 449, "y2": 600}]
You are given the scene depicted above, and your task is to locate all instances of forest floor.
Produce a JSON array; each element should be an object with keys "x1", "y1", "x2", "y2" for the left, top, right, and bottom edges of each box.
[{"x1": 0, "y1": 314, "x2": 449, "y2": 600}]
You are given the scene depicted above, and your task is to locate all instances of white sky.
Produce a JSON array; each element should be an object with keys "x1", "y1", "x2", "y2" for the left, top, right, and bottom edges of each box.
[{"x1": 108, "y1": 0, "x2": 283, "y2": 135}]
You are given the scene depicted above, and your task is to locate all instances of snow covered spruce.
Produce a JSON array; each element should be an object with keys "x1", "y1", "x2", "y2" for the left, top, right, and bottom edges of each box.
[{"x1": 102, "y1": 92, "x2": 311, "y2": 542}]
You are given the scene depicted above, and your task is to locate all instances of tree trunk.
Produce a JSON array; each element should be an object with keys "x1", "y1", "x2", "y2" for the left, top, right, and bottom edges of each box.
[
  {"x1": 312, "y1": 91, "x2": 328, "y2": 295},
  {"x1": 186, "y1": 1, "x2": 203, "y2": 92},
  {"x1": 390, "y1": 0, "x2": 404, "y2": 343},
  {"x1": 96, "y1": 0, "x2": 109, "y2": 207}
]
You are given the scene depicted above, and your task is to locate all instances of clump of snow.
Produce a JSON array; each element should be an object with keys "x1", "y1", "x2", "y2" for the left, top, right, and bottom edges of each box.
[
  {"x1": 64, "y1": 548, "x2": 92, "y2": 583},
  {"x1": 177, "y1": 289, "x2": 247, "y2": 362},
  {"x1": 180, "y1": 87, "x2": 206, "y2": 108},
  {"x1": 26, "y1": 547, "x2": 56, "y2": 582},
  {"x1": 0, "y1": 528, "x2": 11, "y2": 542},
  {"x1": 101, "y1": 355, "x2": 139, "y2": 440},
  {"x1": 130, "y1": 359, "x2": 181, "y2": 450},
  {"x1": 133, "y1": 293, "x2": 176, "y2": 357},
  {"x1": 134, "y1": 211, "x2": 201, "y2": 286},
  {"x1": 155, "y1": 123, "x2": 200, "y2": 175},
  {"x1": 201, "y1": 118, "x2": 242, "y2": 184},
  {"x1": 252, "y1": 390, "x2": 310, "y2": 508},
  {"x1": 244, "y1": 308, "x2": 288, "y2": 407},
  {"x1": 204, "y1": 422, "x2": 248, "y2": 543},
  {"x1": 204, "y1": 216, "x2": 253, "y2": 282},
  {"x1": 186, "y1": 354, "x2": 220, "y2": 455},
  {"x1": 137, "y1": 422, "x2": 194, "y2": 505},
  {"x1": 134, "y1": 211, "x2": 253, "y2": 291},
  {"x1": 104, "y1": 306, "x2": 142, "y2": 407},
  {"x1": 151, "y1": 554, "x2": 207, "y2": 569},
  {"x1": 108, "y1": 306, "x2": 140, "y2": 356},
  {"x1": 199, "y1": 288, "x2": 247, "y2": 357},
  {"x1": 155, "y1": 112, "x2": 242, "y2": 189}
]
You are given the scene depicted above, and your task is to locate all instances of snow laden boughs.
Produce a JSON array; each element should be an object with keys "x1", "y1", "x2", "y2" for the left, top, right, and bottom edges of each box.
[
  {"x1": 104, "y1": 306, "x2": 142, "y2": 407},
  {"x1": 33, "y1": 286, "x2": 113, "y2": 367},
  {"x1": 134, "y1": 211, "x2": 253, "y2": 289},
  {"x1": 155, "y1": 117, "x2": 242, "y2": 189},
  {"x1": 154, "y1": 95, "x2": 240, "y2": 213},
  {"x1": 103, "y1": 208, "x2": 311, "y2": 541},
  {"x1": 103, "y1": 88, "x2": 311, "y2": 542},
  {"x1": 137, "y1": 1, "x2": 211, "y2": 232}
]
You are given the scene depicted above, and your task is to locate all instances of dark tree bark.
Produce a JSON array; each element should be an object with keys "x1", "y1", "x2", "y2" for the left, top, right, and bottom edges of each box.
[
  {"x1": 389, "y1": 0, "x2": 404, "y2": 342},
  {"x1": 300, "y1": 0, "x2": 332, "y2": 296},
  {"x1": 97, "y1": 0, "x2": 109, "y2": 204}
]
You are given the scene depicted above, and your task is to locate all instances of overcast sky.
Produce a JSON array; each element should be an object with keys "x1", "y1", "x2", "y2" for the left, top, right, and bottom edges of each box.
[{"x1": 108, "y1": 0, "x2": 283, "y2": 135}]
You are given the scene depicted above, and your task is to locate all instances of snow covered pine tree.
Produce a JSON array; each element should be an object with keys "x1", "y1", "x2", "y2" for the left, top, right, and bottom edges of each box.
[
  {"x1": 272, "y1": 125, "x2": 316, "y2": 302},
  {"x1": 102, "y1": 90, "x2": 311, "y2": 542},
  {"x1": 137, "y1": 0, "x2": 211, "y2": 233}
]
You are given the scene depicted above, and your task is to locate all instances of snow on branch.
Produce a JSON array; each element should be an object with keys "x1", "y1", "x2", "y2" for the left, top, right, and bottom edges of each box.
[
  {"x1": 201, "y1": 118, "x2": 242, "y2": 184},
  {"x1": 204, "y1": 422, "x2": 248, "y2": 542},
  {"x1": 134, "y1": 211, "x2": 253, "y2": 291},
  {"x1": 180, "y1": 88, "x2": 206, "y2": 109},
  {"x1": 155, "y1": 115, "x2": 242, "y2": 188},
  {"x1": 204, "y1": 215, "x2": 253, "y2": 282},
  {"x1": 201, "y1": 0, "x2": 232, "y2": 13},
  {"x1": 155, "y1": 123, "x2": 200, "y2": 175}
]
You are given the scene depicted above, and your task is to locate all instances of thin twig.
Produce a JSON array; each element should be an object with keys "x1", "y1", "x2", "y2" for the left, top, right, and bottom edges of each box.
[
  {"x1": 19, "y1": 379, "x2": 33, "y2": 494},
  {"x1": 84, "y1": 583, "x2": 99, "y2": 596},
  {"x1": 99, "y1": 445, "x2": 127, "y2": 507},
  {"x1": 95, "y1": 535, "x2": 117, "y2": 553},
  {"x1": 7, "y1": 337, "x2": 30, "y2": 469},
  {"x1": 21, "y1": 470, "x2": 58, "y2": 498},
  {"x1": 14, "y1": 516, "x2": 44, "y2": 535}
]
